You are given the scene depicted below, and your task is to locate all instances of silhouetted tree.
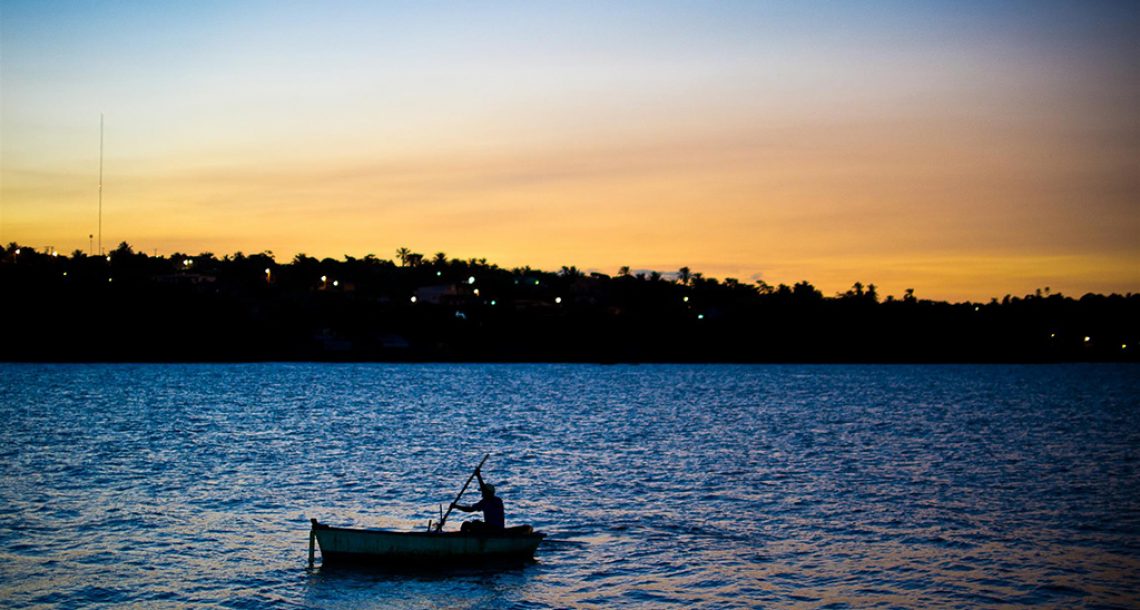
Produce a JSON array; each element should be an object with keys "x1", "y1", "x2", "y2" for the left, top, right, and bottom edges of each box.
[
  {"x1": 3, "y1": 239, "x2": 1136, "y2": 363},
  {"x1": 792, "y1": 281, "x2": 822, "y2": 303},
  {"x1": 677, "y1": 267, "x2": 692, "y2": 286}
]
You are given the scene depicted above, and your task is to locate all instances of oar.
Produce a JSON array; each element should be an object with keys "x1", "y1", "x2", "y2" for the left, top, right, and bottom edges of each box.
[{"x1": 435, "y1": 453, "x2": 489, "y2": 532}]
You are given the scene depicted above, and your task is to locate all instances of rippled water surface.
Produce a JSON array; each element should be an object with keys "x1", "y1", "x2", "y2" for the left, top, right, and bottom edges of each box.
[{"x1": 2, "y1": 363, "x2": 1138, "y2": 608}]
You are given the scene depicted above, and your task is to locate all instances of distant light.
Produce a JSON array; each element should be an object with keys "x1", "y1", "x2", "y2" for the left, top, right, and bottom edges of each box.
[
  {"x1": 974, "y1": 306, "x2": 980, "y2": 312},
  {"x1": 106, "y1": 256, "x2": 111, "y2": 262},
  {"x1": 473, "y1": 288, "x2": 480, "y2": 296},
  {"x1": 410, "y1": 296, "x2": 417, "y2": 303},
  {"x1": 1050, "y1": 333, "x2": 1056, "y2": 339},
  {"x1": 555, "y1": 297, "x2": 562, "y2": 304},
  {"x1": 264, "y1": 268, "x2": 271, "y2": 274},
  {"x1": 436, "y1": 271, "x2": 442, "y2": 277},
  {"x1": 697, "y1": 314, "x2": 705, "y2": 320},
  {"x1": 490, "y1": 300, "x2": 496, "y2": 306},
  {"x1": 332, "y1": 280, "x2": 339, "y2": 287},
  {"x1": 108, "y1": 278, "x2": 113, "y2": 283},
  {"x1": 1122, "y1": 344, "x2": 1128, "y2": 350},
  {"x1": 14, "y1": 249, "x2": 20, "y2": 255},
  {"x1": 1084, "y1": 336, "x2": 1091, "y2": 343},
  {"x1": 683, "y1": 296, "x2": 689, "y2": 303},
  {"x1": 468, "y1": 276, "x2": 476, "y2": 285},
  {"x1": 51, "y1": 251, "x2": 58, "y2": 257},
  {"x1": 320, "y1": 275, "x2": 327, "y2": 282},
  {"x1": 534, "y1": 280, "x2": 540, "y2": 286},
  {"x1": 62, "y1": 272, "x2": 68, "y2": 276}
]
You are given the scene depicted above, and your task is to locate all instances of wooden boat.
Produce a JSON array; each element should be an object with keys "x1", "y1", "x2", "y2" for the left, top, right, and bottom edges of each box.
[{"x1": 309, "y1": 518, "x2": 546, "y2": 567}]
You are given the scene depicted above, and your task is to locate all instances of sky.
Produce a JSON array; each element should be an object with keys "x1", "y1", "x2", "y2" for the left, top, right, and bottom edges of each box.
[{"x1": 2, "y1": 1, "x2": 1137, "y2": 301}]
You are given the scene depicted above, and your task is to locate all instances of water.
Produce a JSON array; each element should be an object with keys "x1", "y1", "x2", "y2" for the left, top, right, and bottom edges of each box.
[{"x1": 1, "y1": 363, "x2": 1138, "y2": 609}]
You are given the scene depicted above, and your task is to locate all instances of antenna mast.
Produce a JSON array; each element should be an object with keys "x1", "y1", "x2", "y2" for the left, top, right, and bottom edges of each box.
[{"x1": 98, "y1": 113, "x2": 104, "y2": 255}]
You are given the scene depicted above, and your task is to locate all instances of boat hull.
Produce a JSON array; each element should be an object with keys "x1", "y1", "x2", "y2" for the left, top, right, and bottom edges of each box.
[{"x1": 311, "y1": 521, "x2": 545, "y2": 567}]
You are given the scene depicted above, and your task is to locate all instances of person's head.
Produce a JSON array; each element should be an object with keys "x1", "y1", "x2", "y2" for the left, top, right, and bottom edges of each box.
[{"x1": 480, "y1": 483, "x2": 496, "y2": 498}]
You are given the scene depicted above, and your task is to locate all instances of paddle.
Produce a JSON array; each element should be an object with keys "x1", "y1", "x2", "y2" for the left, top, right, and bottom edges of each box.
[{"x1": 434, "y1": 453, "x2": 490, "y2": 532}]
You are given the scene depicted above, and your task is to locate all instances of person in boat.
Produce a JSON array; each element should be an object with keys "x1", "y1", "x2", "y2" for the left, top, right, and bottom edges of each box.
[{"x1": 451, "y1": 469, "x2": 505, "y2": 533}]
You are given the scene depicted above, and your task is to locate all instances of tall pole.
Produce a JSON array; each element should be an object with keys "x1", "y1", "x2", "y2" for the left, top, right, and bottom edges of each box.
[{"x1": 98, "y1": 113, "x2": 104, "y2": 256}]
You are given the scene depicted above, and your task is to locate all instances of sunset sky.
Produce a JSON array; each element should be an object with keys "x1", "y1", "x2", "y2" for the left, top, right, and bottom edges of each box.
[{"x1": 2, "y1": 1, "x2": 1137, "y2": 301}]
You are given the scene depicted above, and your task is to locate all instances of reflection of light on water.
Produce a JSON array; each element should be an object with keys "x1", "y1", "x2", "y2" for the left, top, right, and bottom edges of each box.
[{"x1": 2, "y1": 364, "x2": 1139, "y2": 607}]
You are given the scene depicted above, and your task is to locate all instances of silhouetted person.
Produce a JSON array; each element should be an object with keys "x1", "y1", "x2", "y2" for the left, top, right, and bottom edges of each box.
[{"x1": 452, "y1": 469, "x2": 504, "y2": 533}]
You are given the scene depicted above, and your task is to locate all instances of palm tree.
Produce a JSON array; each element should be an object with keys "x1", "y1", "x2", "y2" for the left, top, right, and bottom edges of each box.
[
  {"x1": 618, "y1": 265, "x2": 631, "y2": 277},
  {"x1": 677, "y1": 267, "x2": 691, "y2": 286},
  {"x1": 395, "y1": 247, "x2": 412, "y2": 267}
]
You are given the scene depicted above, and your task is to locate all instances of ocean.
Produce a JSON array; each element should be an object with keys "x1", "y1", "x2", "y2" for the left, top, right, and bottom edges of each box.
[{"x1": 1, "y1": 363, "x2": 1137, "y2": 608}]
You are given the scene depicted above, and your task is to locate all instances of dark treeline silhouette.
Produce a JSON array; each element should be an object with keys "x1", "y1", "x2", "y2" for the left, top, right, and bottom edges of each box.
[{"x1": 2, "y1": 242, "x2": 1136, "y2": 362}]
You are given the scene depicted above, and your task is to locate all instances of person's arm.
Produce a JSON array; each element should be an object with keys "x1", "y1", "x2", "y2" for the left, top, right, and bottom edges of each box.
[
  {"x1": 452, "y1": 469, "x2": 487, "y2": 513},
  {"x1": 452, "y1": 497, "x2": 486, "y2": 512}
]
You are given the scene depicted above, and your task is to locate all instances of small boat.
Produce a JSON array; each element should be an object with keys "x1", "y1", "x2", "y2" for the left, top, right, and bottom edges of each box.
[
  {"x1": 309, "y1": 518, "x2": 546, "y2": 567},
  {"x1": 309, "y1": 455, "x2": 544, "y2": 567}
]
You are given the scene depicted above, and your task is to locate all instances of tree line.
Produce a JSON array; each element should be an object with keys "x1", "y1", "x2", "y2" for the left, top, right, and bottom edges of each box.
[{"x1": 1, "y1": 242, "x2": 1136, "y2": 362}]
